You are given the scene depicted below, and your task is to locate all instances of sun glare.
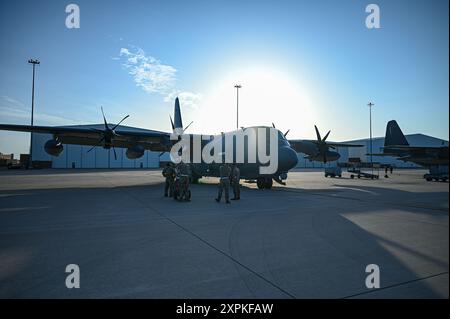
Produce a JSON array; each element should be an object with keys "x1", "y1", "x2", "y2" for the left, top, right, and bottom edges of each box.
[{"x1": 193, "y1": 67, "x2": 317, "y2": 138}]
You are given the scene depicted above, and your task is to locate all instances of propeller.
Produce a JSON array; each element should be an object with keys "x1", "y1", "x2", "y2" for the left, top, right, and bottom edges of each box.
[
  {"x1": 314, "y1": 125, "x2": 332, "y2": 163},
  {"x1": 272, "y1": 123, "x2": 290, "y2": 137},
  {"x1": 170, "y1": 115, "x2": 193, "y2": 134},
  {"x1": 86, "y1": 107, "x2": 129, "y2": 160}
]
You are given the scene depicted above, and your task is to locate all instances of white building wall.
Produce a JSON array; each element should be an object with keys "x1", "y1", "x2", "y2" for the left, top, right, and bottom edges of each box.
[{"x1": 31, "y1": 133, "x2": 53, "y2": 161}]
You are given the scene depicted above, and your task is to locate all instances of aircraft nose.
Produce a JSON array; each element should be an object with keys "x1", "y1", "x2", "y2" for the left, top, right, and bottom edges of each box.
[{"x1": 279, "y1": 146, "x2": 298, "y2": 171}]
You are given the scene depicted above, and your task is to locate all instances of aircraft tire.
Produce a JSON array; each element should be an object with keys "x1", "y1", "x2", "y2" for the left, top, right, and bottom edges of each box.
[
  {"x1": 256, "y1": 177, "x2": 265, "y2": 189},
  {"x1": 191, "y1": 175, "x2": 200, "y2": 184}
]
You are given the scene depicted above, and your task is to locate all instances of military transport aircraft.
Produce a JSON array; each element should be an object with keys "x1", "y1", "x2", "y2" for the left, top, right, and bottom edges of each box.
[
  {"x1": 0, "y1": 98, "x2": 361, "y2": 189},
  {"x1": 371, "y1": 120, "x2": 449, "y2": 169}
]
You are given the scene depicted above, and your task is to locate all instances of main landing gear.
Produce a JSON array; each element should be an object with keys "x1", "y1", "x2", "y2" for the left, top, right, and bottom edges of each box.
[{"x1": 256, "y1": 177, "x2": 273, "y2": 189}]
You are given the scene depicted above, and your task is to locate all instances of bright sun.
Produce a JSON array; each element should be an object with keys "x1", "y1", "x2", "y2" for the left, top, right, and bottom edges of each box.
[{"x1": 192, "y1": 67, "x2": 317, "y2": 138}]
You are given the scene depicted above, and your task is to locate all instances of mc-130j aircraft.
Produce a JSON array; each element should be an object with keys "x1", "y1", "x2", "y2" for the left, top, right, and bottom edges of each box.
[{"x1": 0, "y1": 98, "x2": 362, "y2": 189}]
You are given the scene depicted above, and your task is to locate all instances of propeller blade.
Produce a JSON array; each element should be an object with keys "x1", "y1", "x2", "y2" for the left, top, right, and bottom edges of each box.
[
  {"x1": 183, "y1": 121, "x2": 194, "y2": 133},
  {"x1": 314, "y1": 125, "x2": 321, "y2": 142},
  {"x1": 87, "y1": 136, "x2": 105, "y2": 153},
  {"x1": 112, "y1": 114, "x2": 130, "y2": 130},
  {"x1": 101, "y1": 106, "x2": 109, "y2": 129},
  {"x1": 323, "y1": 130, "x2": 331, "y2": 141},
  {"x1": 112, "y1": 146, "x2": 117, "y2": 160},
  {"x1": 169, "y1": 115, "x2": 175, "y2": 130},
  {"x1": 284, "y1": 129, "x2": 290, "y2": 137},
  {"x1": 86, "y1": 145, "x2": 96, "y2": 153}
]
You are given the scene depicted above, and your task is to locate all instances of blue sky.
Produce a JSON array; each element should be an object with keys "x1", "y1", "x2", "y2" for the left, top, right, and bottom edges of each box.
[{"x1": 0, "y1": 0, "x2": 448, "y2": 156}]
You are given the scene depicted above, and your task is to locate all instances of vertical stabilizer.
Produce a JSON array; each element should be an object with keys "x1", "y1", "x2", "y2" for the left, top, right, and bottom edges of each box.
[
  {"x1": 385, "y1": 120, "x2": 409, "y2": 147},
  {"x1": 174, "y1": 97, "x2": 183, "y2": 130}
]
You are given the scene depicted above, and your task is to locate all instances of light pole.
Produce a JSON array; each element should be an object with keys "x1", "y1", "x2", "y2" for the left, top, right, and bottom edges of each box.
[
  {"x1": 234, "y1": 84, "x2": 241, "y2": 130},
  {"x1": 368, "y1": 102, "x2": 374, "y2": 175},
  {"x1": 28, "y1": 59, "x2": 40, "y2": 169}
]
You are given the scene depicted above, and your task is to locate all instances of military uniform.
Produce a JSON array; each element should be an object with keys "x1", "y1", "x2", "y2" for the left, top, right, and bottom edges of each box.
[
  {"x1": 162, "y1": 164, "x2": 175, "y2": 197},
  {"x1": 230, "y1": 165, "x2": 240, "y2": 200},
  {"x1": 216, "y1": 164, "x2": 231, "y2": 203},
  {"x1": 177, "y1": 162, "x2": 191, "y2": 201}
]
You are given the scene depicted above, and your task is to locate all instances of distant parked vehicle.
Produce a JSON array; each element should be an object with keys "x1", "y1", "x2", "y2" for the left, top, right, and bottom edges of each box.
[
  {"x1": 424, "y1": 166, "x2": 448, "y2": 182},
  {"x1": 324, "y1": 167, "x2": 342, "y2": 178},
  {"x1": 7, "y1": 162, "x2": 23, "y2": 169}
]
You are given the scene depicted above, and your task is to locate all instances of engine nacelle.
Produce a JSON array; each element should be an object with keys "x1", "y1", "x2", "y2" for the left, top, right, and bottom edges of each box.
[
  {"x1": 126, "y1": 145, "x2": 145, "y2": 159},
  {"x1": 44, "y1": 139, "x2": 64, "y2": 156},
  {"x1": 326, "y1": 151, "x2": 340, "y2": 162}
]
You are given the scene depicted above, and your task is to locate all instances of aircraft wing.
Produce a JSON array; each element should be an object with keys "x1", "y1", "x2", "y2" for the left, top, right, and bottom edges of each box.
[
  {"x1": 288, "y1": 139, "x2": 363, "y2": 152},
  {"x1": 326, "y1": 142, "x2": 364, "y2": 148},
  {"x1": 0, "y1": 124, "x2": 172, "y2": 152},
  {"x1": 287, "y1": 140, "x2": 307, "y2": 152},
  {"x1": 366, "y1": 153, "x2": 397, "y2": 156},
  {"x1": 383, "y1": 145, "x2": 448, "y2": 151}
]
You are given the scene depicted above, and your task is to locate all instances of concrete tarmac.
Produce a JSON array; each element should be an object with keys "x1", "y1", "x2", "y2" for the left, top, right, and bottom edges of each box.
[{"x1": 0, "y1": 168, "x2": 448, "y2": 298}]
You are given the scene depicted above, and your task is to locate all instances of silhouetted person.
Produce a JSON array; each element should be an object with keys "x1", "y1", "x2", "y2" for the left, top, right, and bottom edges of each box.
[
  {"x1": 216, "y1": 164, "x2": 231, "y2": 204},
  {"x1": 176, "y1": 161, "x2": 191, "y2": 201},
  {"x1": 230, "y1": 164, "x2": 240, "y2": 200},
  {"x1": 162, "y1": 163, "x2": 175, "y2": 197}
]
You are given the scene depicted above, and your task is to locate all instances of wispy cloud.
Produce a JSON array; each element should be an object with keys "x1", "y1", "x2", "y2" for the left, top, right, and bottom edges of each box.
[
  {"x1": 119, "y1": 47, "x2": 177, "y2": 94},
  {"x1": 164, "y1": 91, "x2": 202, "y2": 110},
  {"x1": 1, "y1": 95, "x2": 24, "y2": 107},
  {"x1": 0, "y1": 96, "x2": 77, "y2": 126},
  {"x1": 117, "y1": 46, "x2": 201, "y2": 109}
]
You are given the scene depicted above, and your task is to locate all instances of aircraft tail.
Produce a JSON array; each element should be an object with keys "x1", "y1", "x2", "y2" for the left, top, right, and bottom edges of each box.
[
  {"x1": 171, "y1": 97, "x2": 193, "y2": 135},
  {"x1": 174, "y1": 97, "x2": 183, "y2": 130},
  {"x1": 384, "y1": 120, "x2": 409, "y2": 147}
]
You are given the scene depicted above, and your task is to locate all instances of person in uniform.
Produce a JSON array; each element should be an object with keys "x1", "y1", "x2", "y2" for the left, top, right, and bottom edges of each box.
[
  {"x1": 216, "y1": 163, "x2": 231, "y2": 204},
  {"x1": 162, "y1": 162, "x2": 175, "y2": 197},
  {"x1": 177, "y1": 161, "x2": 191, "y2": 201},
  {"x1": 230, "y1": 164, "x2": 241, "y2": 200}
]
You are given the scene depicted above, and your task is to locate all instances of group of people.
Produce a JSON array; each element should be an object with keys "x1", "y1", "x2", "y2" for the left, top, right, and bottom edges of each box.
[
  {"x1": 162, "y1": 162, "x2": 192, "y2": 201},
  {"x1": 162, "y1": 162, "x2": 241, "y2": 204},
  {"x1": 216, "y1": 164, "x2": 240, "y2": 204}
]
